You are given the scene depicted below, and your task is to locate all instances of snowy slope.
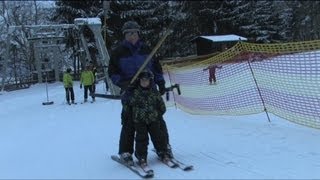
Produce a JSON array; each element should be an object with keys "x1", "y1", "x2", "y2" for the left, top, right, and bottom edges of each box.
[{"x1": 1, "y1": 82, "x2": 320, "y2": 179}]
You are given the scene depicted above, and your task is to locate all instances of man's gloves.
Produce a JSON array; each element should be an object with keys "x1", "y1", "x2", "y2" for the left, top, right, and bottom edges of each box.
[
  {"x1": 157, "y1": 80, "x2": 166, "y2": 95},
  {"x1": 80, "y1": 84, "x2": 82, "y2": 89}
]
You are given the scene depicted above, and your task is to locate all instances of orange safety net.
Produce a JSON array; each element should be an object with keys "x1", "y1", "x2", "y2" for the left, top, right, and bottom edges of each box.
[{"x1": 163, "y1": 40, "x2": 320, "y2": 129}]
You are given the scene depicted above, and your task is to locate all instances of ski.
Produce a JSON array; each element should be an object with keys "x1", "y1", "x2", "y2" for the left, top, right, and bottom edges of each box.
[
  {"x1": 136, "y1": 161, "x2": 154, "y2": 177},
  {"x1": 152, "y1": 149, "x2": 193, "y2": 171},
  {"x1": 67, "y1": 102, "x2": 77, "y2": 105},
  {"x1": 91, "y1": 93, "x2": 121, "y2": 100},
  {"x1": 158, "y1": 157, "x2": 178, "y2": 168},
  {"x1": 80, "y1": 100, "x2": 94, "y2": 104},
  {"x1": 111, "y1": 155, "x2": 154, "y2": 179},
  {"x1": 169, "y1": 158, "x2": 193, "y2": 171}
]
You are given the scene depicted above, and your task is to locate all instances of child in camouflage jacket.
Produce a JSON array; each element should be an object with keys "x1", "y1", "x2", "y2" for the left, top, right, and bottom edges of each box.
[{"x1": 129, "y1": 70, "x2": 169, "y2": 166}]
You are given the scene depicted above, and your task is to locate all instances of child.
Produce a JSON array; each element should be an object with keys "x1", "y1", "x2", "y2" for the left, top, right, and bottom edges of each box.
[
  {"x1": 63, "y1": 68, "x2": 75, "y2": 105},
  {"x1": 129, "y1": 70, "x2": 170, "y2": 166},
  {"x1": 203, "y1": 64, "x2": 223, "y2": 85}
]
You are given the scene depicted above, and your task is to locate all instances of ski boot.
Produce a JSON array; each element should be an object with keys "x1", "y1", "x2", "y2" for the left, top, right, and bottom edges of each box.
[
  {"x1": 119, "y1": 152, "x2": 134, "y2": 166},
  {"x1": 158, "y1": 151, "x2": 171, "y2": 162},
  {"x1": 137, "y1": 158, "x2": 148, "y2": 167},
  {"x1": 166, "y1": 144, "x2": 174, "y2": 158}
]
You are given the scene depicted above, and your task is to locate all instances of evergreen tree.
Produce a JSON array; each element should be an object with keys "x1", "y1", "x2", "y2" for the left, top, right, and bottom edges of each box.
[
  {"x1": 218, "y1": 0, "x2": 292, "y2": 43},
  {"x1": 287, "y1": 0, "x2": 320, "y2": 41},
  {"x1": 53, "y1": 0, "x2": 102, "y2": 23},
  {"x1": 53, "y1": 0, "x2": 104, "y2": 65}
]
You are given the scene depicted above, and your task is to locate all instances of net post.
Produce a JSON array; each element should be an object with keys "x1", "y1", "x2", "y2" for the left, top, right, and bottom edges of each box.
[{"x1": 247, "y1": 58, "x2": 271, "y2": 122}]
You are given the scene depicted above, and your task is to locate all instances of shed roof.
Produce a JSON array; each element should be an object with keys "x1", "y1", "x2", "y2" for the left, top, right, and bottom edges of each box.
[{"x1": 191, "y1": 34, "x2": 247, "y2": 42}]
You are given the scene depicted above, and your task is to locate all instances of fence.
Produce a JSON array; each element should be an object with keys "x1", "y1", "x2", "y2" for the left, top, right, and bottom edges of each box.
[{"x1": 163, "y1": 40, "x2": 320, "y2": 129}]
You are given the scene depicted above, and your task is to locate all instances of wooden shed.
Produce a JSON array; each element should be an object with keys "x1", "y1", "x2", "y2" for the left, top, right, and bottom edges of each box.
[{"x1": 191, "y1": 34, "x2": 247, "y2": 55}]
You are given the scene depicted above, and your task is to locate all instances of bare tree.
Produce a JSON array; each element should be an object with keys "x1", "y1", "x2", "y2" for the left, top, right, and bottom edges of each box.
[{"x1": 0, "y1": 1, "x2": 54, "y2": 91}]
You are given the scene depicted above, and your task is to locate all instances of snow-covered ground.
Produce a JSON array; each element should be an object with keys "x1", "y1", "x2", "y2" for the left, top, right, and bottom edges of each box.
[{"x1": 1, "y1": 82, "x2": 320, "y2": 179}]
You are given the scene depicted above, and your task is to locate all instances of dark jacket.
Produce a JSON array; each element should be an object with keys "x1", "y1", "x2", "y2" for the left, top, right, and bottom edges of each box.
[
  {"x1": 129, "y1": 85, "x2": 166, "y2": 124},
  {"x1": 108, "y1": 39, "x2": 165, "y2": 90}
]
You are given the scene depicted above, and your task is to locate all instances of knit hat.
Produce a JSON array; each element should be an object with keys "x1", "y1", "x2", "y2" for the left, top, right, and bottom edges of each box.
[
  {"x1": 138, "y1": 70, "x2": 154, "y2": 80},
  {"x1": 122, "y1": 20, "x2": 141, "y2": 34}
]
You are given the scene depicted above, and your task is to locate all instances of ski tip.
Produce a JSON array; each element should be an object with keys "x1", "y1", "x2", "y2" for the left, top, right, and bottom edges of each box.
[
  {"x1": 144, "y1": 173, "x2": 154, "y2": 179},
  {"x1": 183, "y1": 165, "x2": 194, "y2": 171},
  {"x1": 111, "y1": 154, "x2": 119, "y2": 159}
]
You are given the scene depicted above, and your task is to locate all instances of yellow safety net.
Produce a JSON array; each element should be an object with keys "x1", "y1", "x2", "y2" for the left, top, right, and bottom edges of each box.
[{"x1": 162, "y1": 40, "x2": 320, "y2": 129}]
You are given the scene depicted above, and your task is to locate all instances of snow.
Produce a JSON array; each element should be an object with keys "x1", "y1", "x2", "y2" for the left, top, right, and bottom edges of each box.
[
  {"x1": 74, "y1": 18, "x2": 101, "y2": 26},
  {"x1": 200, "y1": 34, "x2": 248, "y2": 42},
  {"x1": 1, "y1": 82, "x2": 320, "y2": 179}
]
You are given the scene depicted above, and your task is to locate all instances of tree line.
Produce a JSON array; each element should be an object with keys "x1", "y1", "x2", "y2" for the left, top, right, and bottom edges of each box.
[
  {"x1": 1, "y1": 0, "x2": 320, "y2": 86},
  {"x1": 53, "y1": 0, "x2": 320, "y2": 57}
]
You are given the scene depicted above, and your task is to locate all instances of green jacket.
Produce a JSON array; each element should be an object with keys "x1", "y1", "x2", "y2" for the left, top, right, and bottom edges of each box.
[
  {"x1": 129, "y1": 86, "x2": 166, "y2": 124},
  {"x1": 63, "y1": 73, "x2": 73, "y2": 88},
  {"x1": 80, "y1": 70, "x2": 94, "y2": 86}
]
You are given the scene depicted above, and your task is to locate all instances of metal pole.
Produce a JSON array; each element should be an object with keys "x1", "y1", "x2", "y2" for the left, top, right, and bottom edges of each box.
[
  {"x1": 165, "y1": 65, "x2": 178, "y2": 109},
  {"x1": 42, "y1": 62, "x2": 54, "y2": 105},
  {"x1": 247, "y1": 59, "x2": 271, "y2": 122},
  {"x1": 45, "y1": 73, "x2": 49, "y2": 101},
  {"x1": 103, "y1": 1, "x2": 109, "y2": 45}
]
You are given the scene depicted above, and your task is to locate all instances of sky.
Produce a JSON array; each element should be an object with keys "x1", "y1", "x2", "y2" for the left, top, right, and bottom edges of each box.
[{"x1": 1, "y1": 81, "x2": 320, "y2": 179}]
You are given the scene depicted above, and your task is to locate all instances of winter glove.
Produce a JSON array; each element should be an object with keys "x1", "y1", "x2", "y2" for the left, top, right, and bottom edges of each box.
[
  {"x1": 80, "y1": 84, "x2": 82, "y2": 89},
  {"x1": 157, "y1": 80, "x2": 166, "y2": 96}
]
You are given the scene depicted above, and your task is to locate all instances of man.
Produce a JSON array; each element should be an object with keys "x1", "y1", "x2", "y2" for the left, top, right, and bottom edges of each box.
[
  {"x1": 108, "y1": 20, "x2": 172, "y2": 165},
  {"x1": 80, "y1": 65, "x2": 95, "y2": 103}
]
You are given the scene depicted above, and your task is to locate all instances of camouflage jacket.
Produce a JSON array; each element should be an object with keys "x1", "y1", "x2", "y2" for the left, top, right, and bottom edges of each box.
[{"x1": 129, "y1": 86, "x2": 166, "y2": 124}]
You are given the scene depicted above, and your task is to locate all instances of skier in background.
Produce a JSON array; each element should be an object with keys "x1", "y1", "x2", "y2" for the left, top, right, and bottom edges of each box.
[
  {"x1": 63, "y1": 68, "x2": 75, "y2": 105},
  {"x1": 203, "y1": 64, "x2": 223, "y2": 85},
  {"x1": 80, "y1": 65, "x2": 95, "y2": 103}
]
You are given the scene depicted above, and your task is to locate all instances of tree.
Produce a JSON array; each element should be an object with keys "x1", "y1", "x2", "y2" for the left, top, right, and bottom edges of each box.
[
  {"x1": 0, "y1": 1, "x2": 54, "y2": 87},
  {"x1": 287, "y1": 0, "x2": 320, "y2": 41}
]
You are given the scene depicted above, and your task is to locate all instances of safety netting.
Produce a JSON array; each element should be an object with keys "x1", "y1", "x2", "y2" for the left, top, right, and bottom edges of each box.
[{"x1": 163, "y1": 40, "x2": 320, "y2": 129}]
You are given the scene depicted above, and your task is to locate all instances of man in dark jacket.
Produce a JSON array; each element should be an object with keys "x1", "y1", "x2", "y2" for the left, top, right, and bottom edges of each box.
[{"x1": 108, "y1": 20, "x2": 172, "y2": 165}]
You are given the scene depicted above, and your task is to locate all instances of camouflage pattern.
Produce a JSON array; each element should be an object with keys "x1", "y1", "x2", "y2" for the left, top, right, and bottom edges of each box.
[{"x1": 129, "y1": 86, "x2": 166, "y2": 124}]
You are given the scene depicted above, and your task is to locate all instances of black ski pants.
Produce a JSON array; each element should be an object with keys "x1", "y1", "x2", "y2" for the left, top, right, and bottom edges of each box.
[
  {"x1": 118, "y1": 104, "x2": 170, "y2": 155},
  {"x1": 134, "y1": 121, "x2": 167, "y2": 161},
  {"x1": 83, "y1": 85, "x2": 95, "y2": 100},
  {"x1": 65, "y1": 87, "x2": 75, "y2": 102}
]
